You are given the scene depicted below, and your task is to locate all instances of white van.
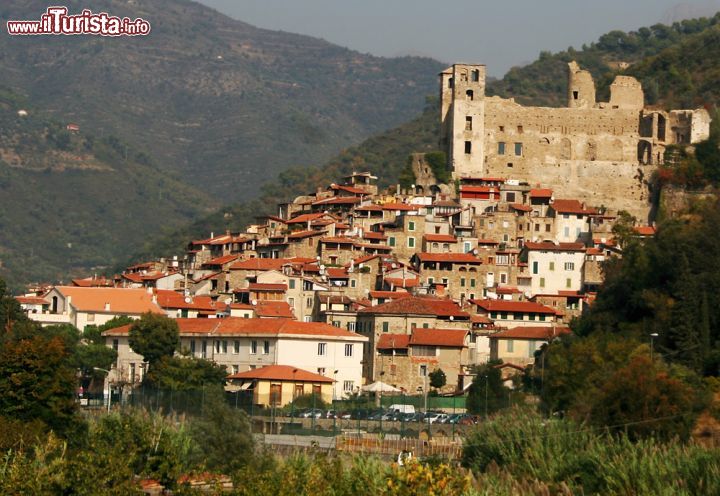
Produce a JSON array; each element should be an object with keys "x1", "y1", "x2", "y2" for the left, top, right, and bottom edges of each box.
[{"x1": 388, "y1": 404, "x2": 415, "y2": 414}]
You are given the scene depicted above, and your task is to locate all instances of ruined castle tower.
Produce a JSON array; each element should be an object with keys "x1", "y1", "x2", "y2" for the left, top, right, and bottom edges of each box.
[
  {"x1": 440, "y1": 64, "x2": 486, "y2": 178},
  {"x1": 439, "y1": 60, "x2": 711, "y2": 219}
]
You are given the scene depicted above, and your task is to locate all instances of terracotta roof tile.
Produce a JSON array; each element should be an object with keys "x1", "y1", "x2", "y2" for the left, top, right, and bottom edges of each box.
[
  {"x1": 523, "y1": 241, "x2": 586, "y2": 252},
  {"x1": 202, "y1": 254, "x2": 239, "y2": 266},
  {"x1": 551, "y1": 199, "x2": 596, "y2": 215},
  {"x1": 529, "y1": 188, "x2": 553, "y2": 198},
  {"x1": 248, "y1": 283, "x2": 287, "y2": 292},
  {"x1": 359, "y1": 296, "x2": 469, "y2": 318},
  {"x1": 55, "y1": 286, "x2": 163, "y2": 314},
  {"x1": 228, "y1": 364, "x2": 334, "y2": 383},
  {"x1": 254, "y1": 301, "x2": 294, "y2": 319},
  {"x1": 377, "y1": 334, "x2": 410, "y2": 350},
  {"x1": 155, "y1": 290, "x2": 216, "y2": 311},
  {"x1": 410, "y1": 328, "x2": 467, "y2": 347}
]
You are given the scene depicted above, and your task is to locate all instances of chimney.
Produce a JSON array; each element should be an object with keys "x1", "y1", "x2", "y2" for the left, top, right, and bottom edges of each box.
[
  {"x1": 104, "y1": 302, "x2": 110, "y2": 311},
  {"x1": 435, "y1": 283, "x2": 446, "y2": 297}
]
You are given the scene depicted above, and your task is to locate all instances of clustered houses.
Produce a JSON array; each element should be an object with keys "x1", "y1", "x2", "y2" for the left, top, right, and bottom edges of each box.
[{"x1": 19, "y1": 169, "x2": 654, "y2": 404}]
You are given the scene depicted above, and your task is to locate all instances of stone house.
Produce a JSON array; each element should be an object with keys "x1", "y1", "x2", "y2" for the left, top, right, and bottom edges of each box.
[
  {"x1": 470, "y1": 298, "x2": 557, "y2": 327},
  {"x1": 489, "y1": 325, "x2": 571, "y2": 367},
  {"x1": 376, "y1": 328, "x2": 470, "y2": 394}
]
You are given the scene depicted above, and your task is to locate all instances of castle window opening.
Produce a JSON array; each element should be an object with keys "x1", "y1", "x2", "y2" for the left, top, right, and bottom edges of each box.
[
  {"x1": 498, "y1": 142, "x2": 506, "y2": 155},
  {"x1": 572, "y1": 91, "x2": 579, "y2": 100},
  {"x1": 499, "y1": 125, "x2": 505, "y2": 132},
  {"x1": 465, "y1": 141, "x2": 472, "y2": 154},
  {"x1": 514, "y1": 142, "x2": 523, "y2": 156},
  {"x1": 465, "y1": 116, "x2": 473, "y2": 131},
  {"x1": 471, "y1": 69, "x2": 480, "y2": 82},
  {"x1": 517, "y1": 125, "x2": 524, "y2": 133},
  {"x1": 507, "y1": 162, "x2": 514, "y2": 168},
  {"x1": 448, "y1": 77, "x2": 453, "y2": 88},
  {"x1": 466, "y1": 90, "x2": 474, "y2": 101}
]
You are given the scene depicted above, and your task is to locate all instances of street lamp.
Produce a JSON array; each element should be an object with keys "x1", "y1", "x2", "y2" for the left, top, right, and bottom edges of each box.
[
  {"x1": 650, "y1": 333, "x2": 659, "y2": 362},
  {"x1": 93, "y1": 367, "x2": 111, "y2": 413},
  {"x1": 484, "y1": 375, "x2": 489, "y2": 419}
]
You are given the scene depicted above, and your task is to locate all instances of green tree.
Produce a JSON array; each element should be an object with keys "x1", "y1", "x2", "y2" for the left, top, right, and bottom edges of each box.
[
  {"x1": 144, "y1": 355, "x2": 227, "y2": 390},
  {"x1": 188, "y1": 389, "x2": 254, "y2": 476},
  {"x1": 466, "y1": 361, "x2": 510, "y2": 416},
  {"x1": 128, "y1": 313, "x2": 179, "y2": 367},
  {"x1": 429, "y1": 368, "x2": 447, "y2": 391},
  {"x1": 83, "y1": 315, "x2": 134, "y2": 345}
]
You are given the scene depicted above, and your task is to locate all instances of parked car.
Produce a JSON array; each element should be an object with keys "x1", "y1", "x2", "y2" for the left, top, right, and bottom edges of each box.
[
  {"x1": 424, "y1": 412, "x2": 443, "y2": 424},
  {"x1": 298, "y1": 408, "x2": 323, "y2": 418}
]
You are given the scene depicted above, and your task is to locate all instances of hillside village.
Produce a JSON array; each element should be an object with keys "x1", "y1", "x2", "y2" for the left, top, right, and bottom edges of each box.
[{"x1": 16, "y1": 61, "x2": 711, "y2": 408}]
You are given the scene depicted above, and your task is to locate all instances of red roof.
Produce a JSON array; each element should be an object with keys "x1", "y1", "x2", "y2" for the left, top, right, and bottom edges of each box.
[
  {"x1": 320, "y1": 237, "x2": 356, "y2": 244},
  {"x1": 359, "y1": 296, "x2": 469, "y2": 318},
  {"x1": 231, "y1": 258, "x2": 303, "y2": 271},
  {"x1": 354, "y1": 204, "x2": 383, "y2": 212},
  {"x1": 410, "y1": 328, "x2": 467, "y2": 347},
  {"x1": 369, "y1": 291, "x2": 411, "y2": 299},
  {"x1": 287, "y1": 230, "x2": 325, "y2": 240},
  {"x1": 326, "y1": 268, "x2": 349, "y2": 278},
  {"x1": 634, "y1": 226, "x2": 656, "y2": 236},
  {"x1": 254, "y1": 301, "x2": 295, "y2": 319},
  {"x1": 529, "y1": 188, "x2": 553, "y2": 198},
  {"x1": 510, "y1": 203, "x2": 533, "y2": 212},
  {"x1": 16, "y1": 296, "x2": 49, "y2": 305},
  {"x1": 471, "y1": 299, "x2": 556, "y2": 315},
  {"x1": 227, "y1": 365, "x2": 333, "y2": 383},
  {"x1": 363, "y1": 231, "x2": 387, "y2": 240},
  {"x1": 423, "y1": 234, "x2": 457, "y2": 243},
  {"x1": 203, "y1": 254, "x2": 239, "y2": 266},
  {"x1": 491, "y1": 326, "x2": 571, "y2": 340},
  {"x1": 103, "y1": 318, "x2": 365, "y2": 339},
  {"x1": 416, "y1": 252, "x2": 482, "y2": 264},
  {"x1": 54, "y1": 286, "x2": 163, "y2": 314},
  {"x1": 459, "y1": 186, "x2": 498, "y2": 193},
  {"x1": 286, "y1": 213, "x2": 330, "y2": 224},
  {"x1": 477, "y1": 239, "x2": 500, "y2": 245},
  {"x1": 523, "y1": 241, "x2": 586, "y2": 252},
  {"x1": 377, "y1": 334, "x2": 411, "y2": 350},
  {"x1": 330, "y1": 183, "x2": 369, "y2": 195},
  {"x1": 551, "y1": 199, "x2": 596, "y2": 215},
  {"x1": 154, "y1": 290, "x2": 216, "y2": 311}
]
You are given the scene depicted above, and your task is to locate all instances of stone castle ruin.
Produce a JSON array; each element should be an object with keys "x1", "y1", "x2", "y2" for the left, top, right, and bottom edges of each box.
[{"x1": 439, "y1": 62, "x2": 711, "y2": 219}]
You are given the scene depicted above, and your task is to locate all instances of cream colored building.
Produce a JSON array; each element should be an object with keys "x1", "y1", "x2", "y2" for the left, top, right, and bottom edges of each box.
[
  {"x1": 103, "y1": 318, "x2": 367, "y2": 399},
  {"x1": 29, "y1": 286, "x2": 163, "y2": 329},
  {"x1": 227, "y1": 365, "x2": 334, "y2": 407},
  {"x1": 489, "y1": 326, "x2": 570, "y2": 367},
  {"x1": 521, "y1": 242, "x2": 586, "y2": 296}
]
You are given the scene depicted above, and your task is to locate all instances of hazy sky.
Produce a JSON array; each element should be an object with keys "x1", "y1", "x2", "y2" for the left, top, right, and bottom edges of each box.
[{"x1": 196, "y1": 0, "x2": 720, "y2": 77}]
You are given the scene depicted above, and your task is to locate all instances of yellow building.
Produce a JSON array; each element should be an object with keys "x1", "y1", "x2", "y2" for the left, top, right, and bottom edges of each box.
[{"x1": 227, "y1": 365, "x2": 334, "y2": 407}]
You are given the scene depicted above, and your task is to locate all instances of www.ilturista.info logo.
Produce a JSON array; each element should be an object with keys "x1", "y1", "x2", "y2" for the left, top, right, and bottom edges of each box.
[{"x1": 6, "y1": 6, "x2": 151, "y2": 36}]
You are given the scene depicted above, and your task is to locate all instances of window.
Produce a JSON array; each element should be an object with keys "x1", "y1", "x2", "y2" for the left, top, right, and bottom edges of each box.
[
  {"x1": 465, "y1": 141, "x2": 472, "y2": 154},
  {"x1": 408, "y1": 221, "x2": 415, "y2": 231},
  {"x1": 540, "y1": 314, "x2": 547, "y2": 322},
  {"x1": 214, "y1": 340, "x2": 221, "y2": 354},
  {"x1": 535, "y1": 224, "x2": 540, "y2": 232},
  {"x1": 318, "y1": 342, "x2": 327, "y2": 356},
  {"x1": 306, "y1": 297, "x2": 313, "y2": 308},
  {"x1": 500, "y1": 273, "x2": 507, "y2": 284},
  {"x1": 408, "y1": 237, "x2": 415, "y2": 248},
  {"x1": 289, "y1": 279, "x2": 295, "y2": 289},
  {"x1": 564, "y1": 262, "x2": 575, "y2": 271},
  {"x1": 545, "y1": 224, "x2": 551, "y2": 233},
  {"x1": 222, "y1": 340, "x2": 228, "y2": 354},
  {"x1": 465, "y1": 116, "x2": 472, "y2": 130},
  {"x1": 500, "y1": 312, "x2": 508, "y2": 320},
  {"x1": 382, "y1": 322, "x2": 389, "y2": 333},
  {"x1": 517, "y1": 125, "x2": 524, "y2": 133},
  {"x1": 471, "y1": 69, "x2": 480, "y2": 82},
  {"x1": 566, "y1": 278, "x2": 572, "y2": 288},
  {"x1": 470, "y1": 279, "x2": 476, "y2": 288},
  {"x1": 506, "y1": 340, "x2": 514, "y2": 352},
  {"x1": 549, "y1": 261, "x2": 555, "y2": 271},
  {"x1": 466, "y1": 89, "x2": 474, "y2": 101},
  {"x1": 112, "y1": 339, "x2": 119, "y2": 351},
  {"x1": 317, "y1": 367, "x2": 326, "y2": 375},
  {"x1": 350, "y1": 279, "x2": 356, "y2": 288},
  {"x1": 460, "y1": 278, "x2": 466, "y2": 287},
  {"x1": 263, "y1": 340, "x2": 270, "y2": 354},
  {"x1": 343, "y1": 380, "x2": 355, "y2": 392},
  {"x1": 506, "y1": 192, "x2": 516, "y2": 202},
  {"x1": 202, "y1": 340, "x2": 207, "y2": 358},
  {"x1": 87, "y1": 313, "x2": 95, "y2": 322},
  {"x1": 514, "y1": 142, "x2": 523, "y2": 156},
  {"x1": 304, "y1": 316, "x2": 312, "y2": 322},
  {"x1": 389, "y1": 236, "x2": 396, "y2": 247},
  {"x1": 345, "y1": 343, "x2": 354, "y2": 357},
  {"x1": 532, "y1": 261, "x2": 539, "y2": 274},
  {"x1": 419, "y1": 364, "x2": 428, "y2": 377},
  {"x1": 250, "y1": 340, "x2": 257, "y2": 354},
  {"x1": 528, "y1": 341, "x2": 537, "y2": 357},
  {"x1": 464, "y1": 241, "x2": 471, "y2": 253},
  {"x1": 347, "y1": 322, "x2": 356, "y2": 332},
  {"x1": 513, "y1": 312, "x2": 523, "y2": 320},
  {"x1": 231, "y1": 365, "x2": 239, "y2": 375},
  {"x1": 233, "y1": 340, "x2": 240, "y2": 354},
  {"x1": 540, "y1": 277, "x2": 545, "y2": 288},
  {"x1": 498, "y1": 142, "x2": 506, "y2": 155},
  {"x1": 573, "y1": 90, "x2": 579, "y2": 100},
  {"x1": 529, "y1": 313, "x2": 536, "y2": 321},
  {"x1": 442, "y1": 278, "x2": 448, "y2": 285},
  {"x1": 564, "y1": 227, "x2": 570, "y2": 237},
  {"x1": 288, "y1": 297, "x2": 295, "y2": 307}
]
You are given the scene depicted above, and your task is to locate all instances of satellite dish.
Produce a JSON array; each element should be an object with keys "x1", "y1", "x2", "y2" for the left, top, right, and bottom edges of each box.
[
  {"x1": 251, "y1": 299, "x2": 258, "y2": 306},
  {"x1": 472, "y1": 248, "x2": 478, "y2": 255},
  {"x1": 184, "y1": 297, "x2": 192, "y2": 304},
  {"x1": 224, "y1": 298, "x2": 232, "y2": 304},
  {"x1": 391, "y1": 263, "x2": 397, "y2": 269},
  {"x1": 450, "y1": 316, "x2": 454, "y2": 321}
]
